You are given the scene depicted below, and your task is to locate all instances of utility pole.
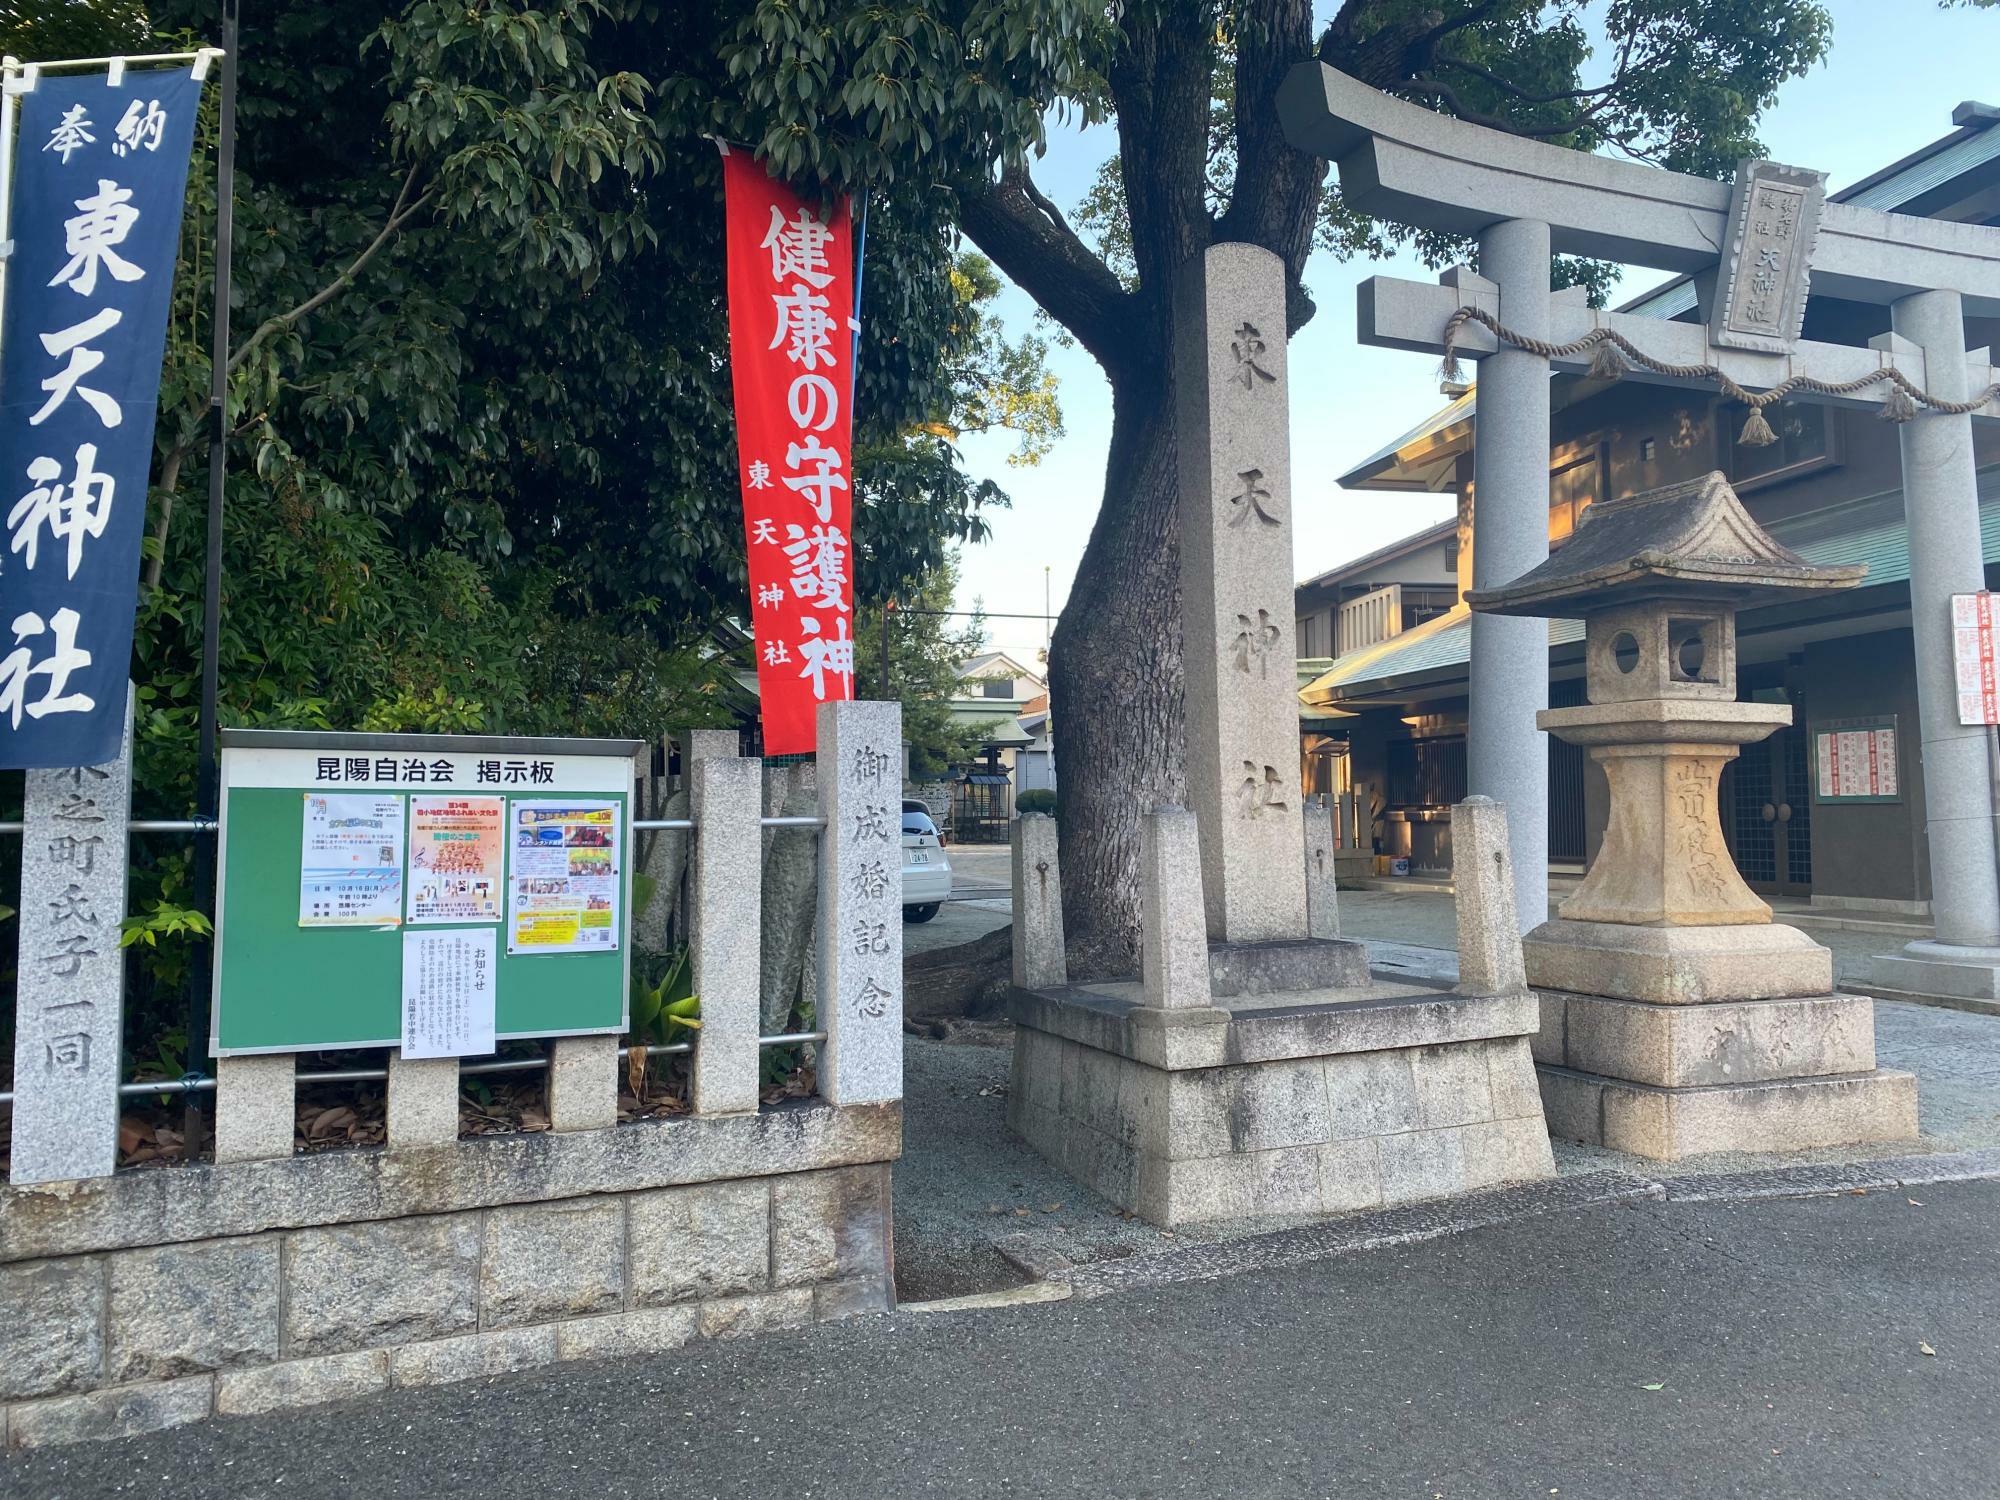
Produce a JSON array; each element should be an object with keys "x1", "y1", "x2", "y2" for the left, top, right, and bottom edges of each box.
[{"x1": 879, "y1": 598, "x2": 894, "y2": 698}]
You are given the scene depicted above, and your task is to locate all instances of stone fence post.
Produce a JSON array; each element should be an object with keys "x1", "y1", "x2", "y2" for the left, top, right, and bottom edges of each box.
[
  {"x1": 693, "y1": 754, "x2": 764, "y2": 1115},
  {"x1": 816, "y1": 700, "x2": 903, "y2": 1106}
]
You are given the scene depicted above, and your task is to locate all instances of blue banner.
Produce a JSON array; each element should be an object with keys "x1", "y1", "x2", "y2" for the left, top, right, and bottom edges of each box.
[{"x1": 0, "y1": 66, "x2": 205, "y2": 767}]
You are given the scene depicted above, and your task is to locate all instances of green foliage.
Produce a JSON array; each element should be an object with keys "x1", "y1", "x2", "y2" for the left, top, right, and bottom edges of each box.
[
  {"x1": 629, "y1": 948, "x2": 698, "y2": 1047},
  {"x1": 1017, "y1": 788, "x2": 1057, "y2": 816},
  {"x1": 4, "y1": 0, "x2": 1059, "y2": 1050},
  {"x1": 852, "y1": 555, "x2": 994, "y2": 780}
]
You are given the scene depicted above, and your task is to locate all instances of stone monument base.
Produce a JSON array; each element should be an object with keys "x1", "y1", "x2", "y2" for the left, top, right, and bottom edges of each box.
[
  {"x1": 1523, "y1": 918, "x2": 1832, "y2": 1005},
  {"x1": 1006, "y1": 960, "x2": 1554, "y2": 1226},
  {"x1": 1530, "y1": 984, "x2": 1919, "y2": 1159}
]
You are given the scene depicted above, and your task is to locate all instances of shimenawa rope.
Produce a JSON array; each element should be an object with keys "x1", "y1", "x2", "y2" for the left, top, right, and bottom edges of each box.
[{"x1": 1437, "y1": 305, "x2": 2000, "y2": 447}]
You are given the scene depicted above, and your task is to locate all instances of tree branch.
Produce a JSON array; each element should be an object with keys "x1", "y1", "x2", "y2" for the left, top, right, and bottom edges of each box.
[
  {"x1": 957, "y1": 168, "x2": 1134, "y2": 379},
  {"x1": 1400, "y1": 78, "x2": 1613, "y2": 138},
  {"x1": 226, "y1": 161, "x2": 432, "y2": 377}
]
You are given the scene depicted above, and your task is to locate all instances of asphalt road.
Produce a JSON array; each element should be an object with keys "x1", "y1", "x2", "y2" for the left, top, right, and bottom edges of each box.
[{"x1": 10, "y1": 1182, "x2": 1996, "y2": 1499}]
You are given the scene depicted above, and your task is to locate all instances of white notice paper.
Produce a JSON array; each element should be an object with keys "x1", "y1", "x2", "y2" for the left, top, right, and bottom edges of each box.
[{"x1": 399, "y1": 927, "x2": 498, "y2": 1059}]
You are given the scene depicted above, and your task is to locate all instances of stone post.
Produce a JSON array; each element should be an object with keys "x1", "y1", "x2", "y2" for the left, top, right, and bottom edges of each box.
[
  {"x1": 1863, "y1": 288, "x2": 2000, "y2": 995},
  {"x1": 692, "y1": 754, "x2": 763, "y2": 1115},
  {"x1": 213, "y1": 1055, "x2": 297, "y2": 1164},
  {"x1": 1010, "y1": 813, "x2": 1067, "y2": 989},
  {"x1": 1172, "y1": 242, "x2": 1309, "y2": 944},
  {"x1": 1303, "y1": 798, "x2": 1340, "y2": 939},
  {"x1": 386, "y1": 1051, "x2": 458, "y2": 1148},
  {"x1": 548, "y1": 1035, "x2": 617, "y2": 1131},
  {"x1": 9, "y1": 686, "x2": 134, "y2": 1184},
  {"x1": 815, "y1": 700, "x2": 903, "y2": 1105},
  {"x1": 1452, "y1": 796, "x2": 1526, "y2": 996},
  {"x1": 1139, "y1": 806, "x2": 1214, "y2": 1012},
  {"x1": 1469, "y1": 220, "x2": 1552, "y2": 932}
]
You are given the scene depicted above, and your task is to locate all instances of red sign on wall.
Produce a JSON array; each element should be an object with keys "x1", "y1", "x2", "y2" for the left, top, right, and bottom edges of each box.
[{"x1": 720, "y1": 147, "x2": 857, "y2": 754}]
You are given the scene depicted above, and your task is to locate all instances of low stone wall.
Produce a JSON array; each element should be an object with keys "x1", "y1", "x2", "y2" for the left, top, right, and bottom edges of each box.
[{"x1": 0, "y1": 1101, "x2": 898, "y2": 1451}]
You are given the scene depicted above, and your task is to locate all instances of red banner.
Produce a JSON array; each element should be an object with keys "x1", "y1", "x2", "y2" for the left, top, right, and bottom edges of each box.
[{"x1": 721, "y1": 148, "x2": 857, "y2": 754}]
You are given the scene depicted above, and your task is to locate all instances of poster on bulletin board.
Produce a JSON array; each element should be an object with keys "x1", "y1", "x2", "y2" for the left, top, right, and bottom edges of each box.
[{"x1": 211, "y1": 730, "x2": 643, "y2": 1057}]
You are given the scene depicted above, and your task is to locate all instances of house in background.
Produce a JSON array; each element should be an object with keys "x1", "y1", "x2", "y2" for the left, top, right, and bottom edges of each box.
[
  {"x1": 1297, "y1": 98, "x2": 2000, "y2": 914},
  {"x1": 943, "y1": 650, "x2": 1057, "y2": 840},
  {"x1": 1294, "y1": 519, "x2": 1461, "y2": 805}
]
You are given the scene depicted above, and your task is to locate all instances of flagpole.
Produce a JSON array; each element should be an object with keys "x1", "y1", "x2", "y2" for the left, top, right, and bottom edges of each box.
[
  {"x1": 0, "y1": 58, "x2": 22, "y2": 385},
  {"x1": 186, "y1": 0, "x2": 238, "y2": 1124}
]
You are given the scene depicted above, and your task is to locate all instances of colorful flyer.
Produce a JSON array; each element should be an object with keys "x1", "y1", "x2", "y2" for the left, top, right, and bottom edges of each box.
[
  {"x1": 506, "y1": 799, "x2": 622, "y2": 955},
  {"x1": 400, "y1": 926, "x2": 497, "y2": 1059},
  {"x1": 298, "y1": 793, "x2": 404, "y2": 927},
  {"x1": 407, "y1": 796, "x2": 505, "y2": 923}
]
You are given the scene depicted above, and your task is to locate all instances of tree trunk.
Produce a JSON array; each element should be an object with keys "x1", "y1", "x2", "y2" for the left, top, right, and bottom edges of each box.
[{"x1": 1049, "y1": 372, "x2": 1188, "y2": 977}]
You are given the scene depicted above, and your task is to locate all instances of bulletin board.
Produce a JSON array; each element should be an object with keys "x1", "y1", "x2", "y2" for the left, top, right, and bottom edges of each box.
[{"x1": 210, "y1": 730, "x2": 643, "y2": 1056}]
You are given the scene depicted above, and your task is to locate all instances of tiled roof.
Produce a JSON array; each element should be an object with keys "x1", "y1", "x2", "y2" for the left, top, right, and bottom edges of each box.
[{"x1": 1302, "y1": 468, "x2": 2000, "y2": 702}]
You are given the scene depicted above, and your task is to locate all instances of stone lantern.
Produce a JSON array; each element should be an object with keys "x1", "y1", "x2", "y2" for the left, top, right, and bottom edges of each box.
[{"x1": 1467, "y1": 471, "x2": 1918, "y2": 1158}]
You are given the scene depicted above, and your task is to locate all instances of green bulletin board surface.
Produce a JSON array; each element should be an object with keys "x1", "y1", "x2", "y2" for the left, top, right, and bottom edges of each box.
[{"x1": 212, "y1": 749, "x2": 633, "y2": 1054}]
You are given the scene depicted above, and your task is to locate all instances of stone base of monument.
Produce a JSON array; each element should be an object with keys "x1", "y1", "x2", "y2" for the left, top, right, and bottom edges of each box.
[
  {"x1": 1004, "y1": 799, "x2": 1556, "y2": 1228},
  {"x1": 1535, "y1": 1059, "x2": 1918, "y2": 1159},
  {"x1": 1005, "y1": 976, "x2": 1552, "y2": 1225},
  {"x1": 1522, "y1": 919, "x2": 1833, "y2": 1006}
]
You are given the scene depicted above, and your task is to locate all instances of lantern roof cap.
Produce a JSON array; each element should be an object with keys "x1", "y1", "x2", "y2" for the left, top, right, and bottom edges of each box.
[{"x1": 1465, "y1": 470, "x2": 1867, "y2": 618}]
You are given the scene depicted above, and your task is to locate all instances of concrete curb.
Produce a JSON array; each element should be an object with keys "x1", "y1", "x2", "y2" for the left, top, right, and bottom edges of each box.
[
  {"x1": 1660, "y1": 1146, "x2": 2000, "y2": 1203},
  {"x1": 958, "y1": 1147, "x2": 2000, "y2": 1306},
  {"x1": 1056, "y1": 1171, "x2": 1664, "y2": 1300}
]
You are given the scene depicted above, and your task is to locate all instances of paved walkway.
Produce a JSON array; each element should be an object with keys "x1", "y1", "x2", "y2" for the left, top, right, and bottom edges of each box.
[{"x1": 15, "y1": 1182, "x2": 1997, "y2": 1498}]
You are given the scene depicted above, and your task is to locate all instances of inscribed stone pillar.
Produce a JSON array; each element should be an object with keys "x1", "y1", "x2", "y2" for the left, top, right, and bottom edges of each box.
[
  {"x1": 1890, "y1": 289, "x2": 2000, "y2": 951},
  {"x1": 1172, "y1": 242, "x2": 1308, "y2": 943},
  {"x1": 693, "y1": 754, "x2": 763, "y2": 1115},
  {"x1": 816, "y1": 700, "x2": 903, "y2": 1105},
  {"x1": 1010, "y1": 812, "x2": 1067, "y2": 990},
  {"x1": 1140, "y1": 806, "x2": 1213, "y2": 1011},
  {"x1": 9, "y1": 686, "x2": 134, "y2": 1184},
  {"x1": 1470, "y1": 219, "x2": 1553, "y2": 933}
]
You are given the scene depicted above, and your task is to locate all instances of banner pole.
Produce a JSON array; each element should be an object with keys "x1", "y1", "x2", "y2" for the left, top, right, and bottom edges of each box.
[
  {"x1": 187, "y1": 0, "x2": 238, "y2": 1118},
  {"x1": 0, "y1": 57, "x2": 21, "y2": 380}
]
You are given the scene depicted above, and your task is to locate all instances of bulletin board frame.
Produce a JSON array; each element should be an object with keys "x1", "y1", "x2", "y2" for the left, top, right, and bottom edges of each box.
[{"x1": 210, "y1": 729, "x2": 644, "y2": 1057}]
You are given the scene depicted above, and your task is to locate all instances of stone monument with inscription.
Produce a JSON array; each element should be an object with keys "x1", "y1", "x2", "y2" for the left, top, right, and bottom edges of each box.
[
  {"x1": 9, "y1": 687, "x2": 135, "y2": 1186},
  {"x1": 1005, "y1": 245, "x2": 1554, "y2": 1225},
  {"x1": 1467, "y1": 472, "x2": 1919, "y2": 1158}
]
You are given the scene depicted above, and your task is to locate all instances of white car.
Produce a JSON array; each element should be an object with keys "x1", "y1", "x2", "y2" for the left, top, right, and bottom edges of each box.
[{"x1": 901, "y1": 802, "x2": 952, "y2": 922}]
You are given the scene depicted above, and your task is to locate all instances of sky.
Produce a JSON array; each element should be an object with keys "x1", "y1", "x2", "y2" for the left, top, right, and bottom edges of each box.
[{"x1": 943, "y1": 0, "x2": 2000, "y2": 671}]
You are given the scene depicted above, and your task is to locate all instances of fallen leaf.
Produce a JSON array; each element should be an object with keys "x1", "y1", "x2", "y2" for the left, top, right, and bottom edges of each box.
[
  {"x1": 1848, "y1": 1188, "x2": 1867, "y2": 1196},
  {"x1": 1640, "y1": 1382, "x2": 1665, "y2": 1392},
  {"x1": 306, "y1": 1106, "x2": 356, "y2": 1140},
  {"x1": 1042, "y1": 1203, "x2": 1063, "y2": 1213},
  {"x1": 1907, "y1": 1198, "x2": 1924, "y2": 1207},
  {"x1": 1012, "y1": 1207, "x2": 1032, "y2": 1217},
  {"x1": 1919, "y1": 1342, "x2": 1936, "y2": 1357}
]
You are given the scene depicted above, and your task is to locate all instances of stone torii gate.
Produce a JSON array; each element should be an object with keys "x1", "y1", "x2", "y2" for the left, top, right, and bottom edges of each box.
[{"x1": 1280, "y1": 65, "x2": 2000, "y2": 1005}]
